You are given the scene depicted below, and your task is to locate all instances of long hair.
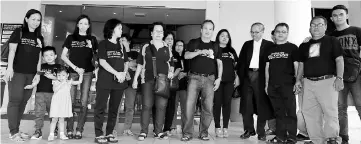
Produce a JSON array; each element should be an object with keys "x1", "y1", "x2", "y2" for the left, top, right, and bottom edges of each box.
[
  {"x1": 174, "y1": 40, "x2": 185, "y2": 58},
  {"x1": 22, "y1": 9, "x2": 43, "y2": 38},
  {"x1": 163, "y1": 31, "x2": 175, "y2": 51},
  {"x1": 215, "y1": 29, "x2": 232, "y2": 49},
  {"x1": 73, "y1": 15, "x2": 92, "y2": 40},
  {"x1": 103, "y1": 19, "x2": 122, "y2": 39}
]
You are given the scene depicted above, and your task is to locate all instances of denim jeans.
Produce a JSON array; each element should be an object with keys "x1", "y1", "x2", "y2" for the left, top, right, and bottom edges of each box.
[
  {"x1": 338, "y1": 75, "x2": 361, "y2": 141},
  {"x1": 123, "y1": 87, "x2": 137, "y2": 130},
  {"x1": 67, "y1": 72, "x2": 93, "y2": 133},
  {"x1": 7, "y1": 72, "x2": 35, "y2": 135},
  {"x1": 34, "y1": 92, "x2": 53, "y2": 130},
  {"x1": 140, "y1": 81, "x2": 168, "y2": 135},
  {"x1": 182, "y1": 73, "x2": 215, "y2": 137}
]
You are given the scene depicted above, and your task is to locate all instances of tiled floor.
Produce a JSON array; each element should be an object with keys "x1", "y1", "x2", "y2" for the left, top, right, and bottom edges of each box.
[{"x1": 1, "y1": 110, "x2": 360, "y2": 144}]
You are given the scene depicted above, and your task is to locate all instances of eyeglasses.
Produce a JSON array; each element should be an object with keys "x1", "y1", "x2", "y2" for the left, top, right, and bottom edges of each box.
[
  {"x1": 310, "y1": 23, "x2": 325, "y2": 28},
  {"x1": 153, "y1": 30, "x2": 164, "y2": 34},
  {"x1": 275, "y1": 30, "x2": 288, "y2": 34},
  {"x1": 250, "y1": 31, "x2": 263, "y2": 35}
]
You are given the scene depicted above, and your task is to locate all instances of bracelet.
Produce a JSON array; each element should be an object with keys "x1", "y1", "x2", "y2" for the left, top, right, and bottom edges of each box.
[
  {"x1": 74, "y1": 67, "x2": 78, "y2": 70},
  {"x1": 336, "y1": 76, "x2": 343, "y2": 81}
]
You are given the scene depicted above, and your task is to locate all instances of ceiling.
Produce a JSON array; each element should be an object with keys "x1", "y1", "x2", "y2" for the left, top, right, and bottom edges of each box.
[{"x1": 44, "y1": 5, "x2": 206, "y2": 25}]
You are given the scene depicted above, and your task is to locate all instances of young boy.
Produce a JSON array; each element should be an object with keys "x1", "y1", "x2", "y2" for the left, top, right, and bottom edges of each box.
[{"x1": 29, "y1": 46, "x2": 61, "y2": 139}]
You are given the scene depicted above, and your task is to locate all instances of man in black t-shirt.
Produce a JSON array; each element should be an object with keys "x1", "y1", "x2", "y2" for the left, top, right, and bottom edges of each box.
[
  {"x1": 330, "y1": 5, "x2": 361, "y2": 144},
  {"x1": 265, "y1": 23, "x2": 299, "y2": 143},
  {"x1": 181, "y1": 20, "x2": 223, "y2": 141},
  {"x1": 295, "y1": 16, "x2": 344, "y2": 144}
]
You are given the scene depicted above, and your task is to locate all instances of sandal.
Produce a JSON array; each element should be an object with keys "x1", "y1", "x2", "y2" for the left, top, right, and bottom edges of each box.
[
  {"x1": 106, "y1": 134, "x2": 118, "y2": 143},
  {"x1": 67, "y1": 131, "x2": 74, "y2": 139},
  {"x1": 138, "y1": 133, "x2": 147, "y2": 141},
  {"x1": 267, "y1": 137, "x2": 285, "y2": 144},
  {"x1": 10, "y1": 133, "x2": 25, "y2": 142},
  {"x1": 94, "y1": 136, "x2": 108, "y2": 144},
  {"x1": 154, "y1": 132, "x2": 168, "y2": 140},
  {"x1": 181, "y1": 135, "x2": 192, "y2": 141},
  {"x1": 74, "y1": 131, "x2": 82, "y2": 139}
]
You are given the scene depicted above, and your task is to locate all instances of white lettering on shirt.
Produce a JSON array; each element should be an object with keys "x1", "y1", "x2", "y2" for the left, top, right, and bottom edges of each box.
[
  {"x1": 268, "y1": 52, "x2": 289, "y2": 60},
  {"x1": 336, "y1": 34, "x2": 359, "y2": 50}
]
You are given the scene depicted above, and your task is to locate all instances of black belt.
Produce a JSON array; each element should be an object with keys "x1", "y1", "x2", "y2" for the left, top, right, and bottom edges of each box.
[
  {"x1": 191, "y1": 72, "x2": 214, "y2": 77},
  {"x1": 305, "y1": 75, "x2": 334, "y2": 81},
  {"x1": 249, "y1": 68, "x2": 259, "y2": 72}
]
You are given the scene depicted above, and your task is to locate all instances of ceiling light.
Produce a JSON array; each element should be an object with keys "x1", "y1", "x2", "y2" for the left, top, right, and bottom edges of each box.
[
  {"x1": 59, "y1": 10, "x2": 62, "y2": 13},
  {"x1": 55, "y1": 36, "x2": 58, "y2": 37},
  {"x1": 113, "y1": 13, "x2": 116, "y2": 15}
]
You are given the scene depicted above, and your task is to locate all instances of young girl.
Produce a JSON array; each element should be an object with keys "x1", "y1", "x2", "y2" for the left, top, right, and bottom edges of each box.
[{"x1": 47, "y1": 66, "x2": 83, "y2": 141}]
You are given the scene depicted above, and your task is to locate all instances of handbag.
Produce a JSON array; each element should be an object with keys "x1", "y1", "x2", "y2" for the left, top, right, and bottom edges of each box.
[
  {"x1": 343, "y1": 57, "x2": 361, "y2": 82},
  {"x1": 170, "y1": 77, "x2": 179, "y2": 91},
  {"x1": 150, "y1": 46, "x2": 170, "y2": 98}
]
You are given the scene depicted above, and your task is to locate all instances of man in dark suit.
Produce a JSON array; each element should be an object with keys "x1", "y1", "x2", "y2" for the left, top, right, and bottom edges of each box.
[{"x1": 237, "y1": 22, "x2": 274, "y2": 141}]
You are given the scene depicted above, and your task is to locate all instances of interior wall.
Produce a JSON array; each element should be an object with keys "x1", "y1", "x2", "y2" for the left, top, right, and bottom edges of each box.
[{"x1": 176, "y1": 25, "x2": 201, "y2": 44}]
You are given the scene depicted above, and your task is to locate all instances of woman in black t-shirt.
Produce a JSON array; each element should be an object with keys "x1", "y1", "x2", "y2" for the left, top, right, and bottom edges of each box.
[
  {"x1": 94, "y1": 19, "x2": 128, "y2": 144},
  {"x1": 132, "y1": 22, "x2": 174, "y2": 141},
  {"x1": 213, "y1": 29, "x2": 239, "y2": 138},
  {"x1": 4, "y1": 9, "x2": 44, "y2": 142},
  {"x1": 61, "y1": 15, "x2": 98, "y2": 139}
]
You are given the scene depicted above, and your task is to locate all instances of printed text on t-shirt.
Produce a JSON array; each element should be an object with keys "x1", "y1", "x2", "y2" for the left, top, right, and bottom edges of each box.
[
  {"x1": 336, "y1": 34, "x2": 359, "y2": 50},
  {"x1": 268, "y1": 52, "x2": 289, "y2": 60},
  {"x1": 107, "y1": 51, "x2": 124, "y2": 59}
]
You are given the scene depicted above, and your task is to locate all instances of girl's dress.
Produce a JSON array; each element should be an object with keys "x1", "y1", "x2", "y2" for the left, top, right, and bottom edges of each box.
[{"x1": 49, "y1": 80, "x2": 73, "y2": 118}]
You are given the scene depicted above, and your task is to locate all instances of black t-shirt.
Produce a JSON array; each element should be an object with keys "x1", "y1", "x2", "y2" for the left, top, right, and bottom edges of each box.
[
  {"x1": 37, "y1": 63, "x2": 61, "y2": 93},
  {"x1": 172, "y1": 51, "x2": 183, "y2": 71},
  {"x1": 266, "y1": 42, "x2": 299, "y2": 85},
  {"x1": 136, "y1": 44, "x2": 173, "y2": 82},
  {"x1": 187, "y1": 38, "x2": 221, "y2": 75},
  {"x1": 220, "y1": 46, "x2": 238, "y2": 82},
  {"x1": 299, "y1": 35, "x2": 343, "y2": 77},
  {"x1": 62, "y1": 34, "x2": 98, "y2": 73},
  {"x1": 331, "y1": 26, "x2": 361, "y2": 60},
  {"x1": 9, "y1": 28, "x2": 43, "y2": 74},
  {"x1": 97, "y1": 40, "x2": 128, "y2": 89}
]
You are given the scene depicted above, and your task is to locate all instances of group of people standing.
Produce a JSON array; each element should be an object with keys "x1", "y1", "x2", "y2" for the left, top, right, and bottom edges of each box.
[{"x1": 3, "y1": 4, "x2": 360, "y2": 144}]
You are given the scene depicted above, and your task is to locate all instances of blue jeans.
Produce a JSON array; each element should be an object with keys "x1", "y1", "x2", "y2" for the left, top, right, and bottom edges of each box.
[
  {"x1": 182, "y1": 73, "x2": 215, "y2": 137},
  {"x1": 34, "y1": 92, "x2": 53, "y2": 130},
  {"x1": 66, "y1": 72, "x2": 93, "y2": 133},
  {"x1": 338, "y1": 75, "x2": 361, "y2": 141}
]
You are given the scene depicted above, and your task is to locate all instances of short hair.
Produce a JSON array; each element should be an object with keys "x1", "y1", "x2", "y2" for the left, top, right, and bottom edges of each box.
[
  {"x1": 127, "y1": 51, "x2": 139, "y2": 60},
  {"x1": 163, "y1": 31, "x2": 175, "y2": 41},
  {"x1": 332, "y1": 5, "x2": 348, "y2": 14},
  {"x1": 201, "y1": 19, "x2": 215, "y2": 30},
  {"x1": 310, "y1": 16, "x2": 328, "y2": 26},
  {"x1": 251, "y1": 22, "x2": 265, "y2": 31},
  {"x1": 121, "y1": 33, "x2": 131, "y2": 42},
  {"x1": 274, "y1": 22, "x2": 289, "y2": 31},
  {"x1": 150, "y1": 22, "x2": 164, "y2": 32},
  {"x1": 271, "y1": 30, "x2": 275, "y2": 35},
  {"x1": 103, "y1": 18, "x2": 122, "y2": 39},
  {"x1": 56, "y1": 65, "x2": 70, "y2": 74},
  {"x1": 41, "y1": 46, "x2": 56, "y2": 56}
]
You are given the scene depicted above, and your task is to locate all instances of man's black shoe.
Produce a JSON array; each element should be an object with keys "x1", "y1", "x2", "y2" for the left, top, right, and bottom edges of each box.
[
  {"x1": 296, "y1": 133, "x2": 310, "y2": 141},
  {"x1": 240, "y1": 130, "x2": 256, "y2": 139},
  {"x1": 258, "y1": 135, "x2": 266, "y2": 141}
]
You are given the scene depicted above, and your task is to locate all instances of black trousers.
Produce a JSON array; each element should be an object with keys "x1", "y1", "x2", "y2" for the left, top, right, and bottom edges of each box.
[
  {"x1": 213, "y1": 82, "x2": 234, "y2": 128},
  {"x1": 267, "y1": 84, "x2": 297, "y2": 140},
  {"x1": 94, "y1": 88, "x2": 124, "y2": 137},
  {"x1": 162, "y1": 90, "x2": 177, "y2": 132},
  {"x1": 242, "y1": 71, "x2": 267, "y2": 136}
]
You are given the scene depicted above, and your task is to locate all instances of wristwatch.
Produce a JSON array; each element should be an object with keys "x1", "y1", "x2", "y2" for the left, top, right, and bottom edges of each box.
[{"x1": 336, "y1": 76, "x2": 343, "y2": 81}]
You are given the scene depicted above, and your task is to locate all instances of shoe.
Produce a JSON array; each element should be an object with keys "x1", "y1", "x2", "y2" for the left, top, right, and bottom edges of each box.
[
  {"x1": 258, "y1": 135, "x2": 266, "y2": 141},
  {"x1": 240, "y1": 130, "x2": 256, "y2": 139},
  {"x1": 215, "y1": 128, "x2": 223, "y2": 138},
  {"x1": 19, "y1": 132, "x2": 30, "y2": 139},
  {"x1": 304, "y1": 141, "x2": 314, "y2": 144},
  {"x1": 106, "y1": 134, "x2": 118, "y2": 143},
  {"x1": 9, "y1": 133, "x2": 25, "y2": 142},
  {"x1": 267, "y1": 136, "x2": 285, "y2": 144},
  {"x1": 285, "y1": 138, "x2": 297, "y2": 144},
  {"x1": 223, "y1": 128, "x2": 229, "y2": 138},
  {"x1": 138, "y1": 133, "x2": 147, "y2": 141},
  {"x1": 67, "y1": 131, "x2": 74, "y2": 139},
  {"x1": 154, "y1": 132, "x2": 168, "y2": 140},
  {"x1": 31, "y1": 129, "x2": 42, "y2": 140},
  {"x1": 296, "y1": 133, "x2": 310, "y2": 141},
  {"x1": 181, "y1": 135, "x2": 192, "y2": 141},
  {"x1": 198, "y1": 135, "x2": 210, "y2": 141},
  {"x1": 122, "y1": 129, "x2": 134, "y2": 136},
  {"x1": 48, "y1": 134, "x2": 55, "y2": 141},
  {"x1": 59, "y1": 133, "x2": 69, "y2": 140},
  {"x1": 95, "y1": 136, "x2": 108, "y2": 144},
  {"x1": 265, "y1": 129, "x2": 276, "y2": 135},
  {"x1": 74, "y1": 131, "x2": 82, "y2": 139},
  {"x1": 327, "y1": 138, "x2": 338, "y2": 144},
  {"x1": 165, "y1": 130, "x2": 172, "y2": 136}
]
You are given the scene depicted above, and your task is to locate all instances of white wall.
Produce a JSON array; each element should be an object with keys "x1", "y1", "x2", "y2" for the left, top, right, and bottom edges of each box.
[
  {"x1": 311, "y1": 1, "x2": 349, "y2": 8},
  {"x1": 1, "y1": 1, "x2": 42, "y2": 23}
]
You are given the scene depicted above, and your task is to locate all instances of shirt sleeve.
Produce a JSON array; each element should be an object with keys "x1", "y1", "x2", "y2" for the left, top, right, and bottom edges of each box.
[
  {"x1": 62, "y1": 35, "x2": 72, "y2": 49},
  {"x1": 332, "y1": 37, "x2": 343, "y2": 59},
  {"x1": 97, "y1": 41, "x2": 107, "y2": 60},
  {"x1": 291, "y1": 45, "x2": 300, "y2": 62},
  {"x1": 8, "y1": 28, "x2": 21, "y2": 44},
  {"x1": 298, "y1": 43, "x2": 307, "y2": 62},
  {"x1": 123, "y1": 46, "x2": 129, "y2": 62}
]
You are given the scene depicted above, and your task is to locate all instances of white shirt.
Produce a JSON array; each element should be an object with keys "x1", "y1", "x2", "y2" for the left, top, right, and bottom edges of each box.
[{"x1": 249, "y1": 39, "x2": 262, "y2": 68}]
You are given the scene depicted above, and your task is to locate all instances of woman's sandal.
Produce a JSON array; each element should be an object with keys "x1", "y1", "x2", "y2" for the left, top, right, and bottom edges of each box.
[
  {"x1": 74, "y1": 131, "x2": 82, "y2": 139},
  {"x1": 106, "y1": 134, "x2": 118, "y2": 143},
  {"x1": 94, "y1": 136, "x2": 108, "y2": 144},
  {"x1": 138, "y1": 133, "x2": 147, "y2": 141},
  {"x1": 67, "y1": 131, "x2": 74, "y2": 139}
]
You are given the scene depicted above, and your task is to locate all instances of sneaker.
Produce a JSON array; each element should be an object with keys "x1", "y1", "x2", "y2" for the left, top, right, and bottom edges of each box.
[
  {"x1": 19, "y1": 132, "x2": 30, "y2": 139},
  {"x1": 48, "y1": 134, "x2": 55, "y2": 141},
  {"x1": 59, "y1": 133, "x2": 69, "y2": 140},
  {"x1": 327, "y1": 138, "x2": 338, "y2": 144},
  {"x1": 154, "y1": 132, "x2": 168, "y2": 140},
  {"x1": 296, "y1": 133, "x2": 310, "y2": 141},
  {"x1": 215, "y1": 128, "x2": 223, "y2": 137},
  {"x1": 165, "y1": 131, "x2": 172, "y2": 136},
  {"x1": 223, "y1": 128, "x2": 229, "y2": 138},
  {"x1": 31, "y1": 130, "x2": 42, "y2": 140},
  {"x1": 9, "y1": 133, "x2": 25, "y2": 142},
  {"x1": 122, "y1": 129, "x2": 134, "y2": 136},
  {"x1": 138, "y1": 133, "x2": 147, "y2": 141}
]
